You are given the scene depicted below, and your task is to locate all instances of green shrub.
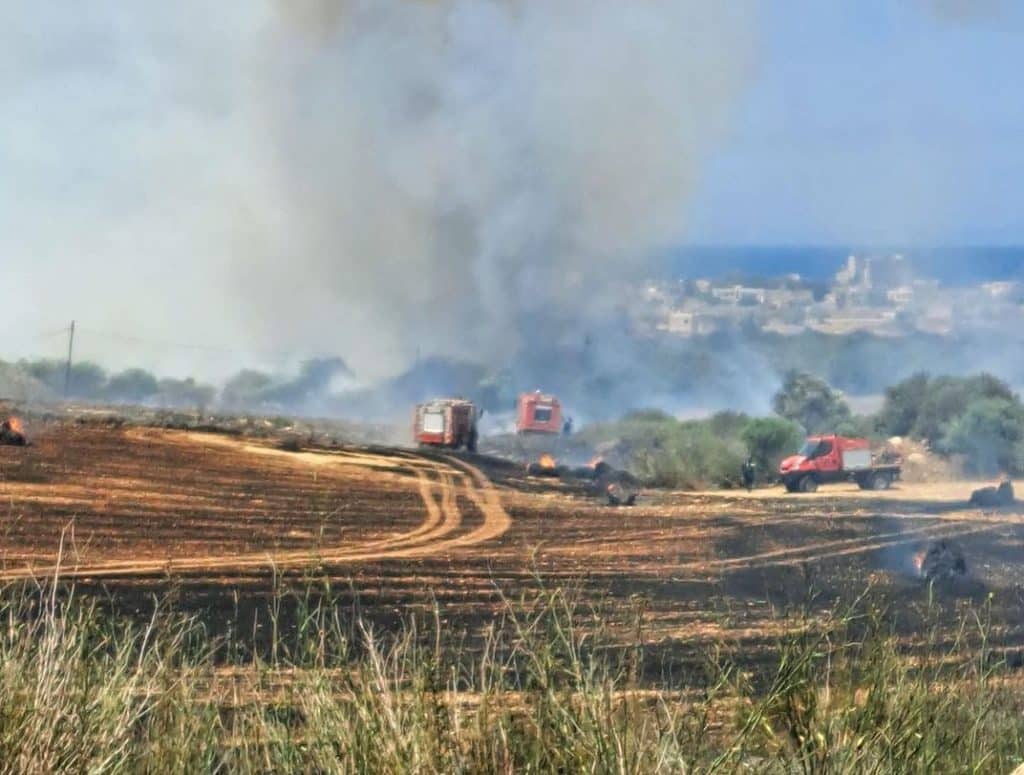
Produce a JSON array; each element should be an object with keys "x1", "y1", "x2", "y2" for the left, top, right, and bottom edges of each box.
[
  {"x1": 21, "y1": 358, "x2": 108, "y2": 399},
  {"x1": 772, "y1": 371, "x2": 852, "y2": 434},
  {"x1": 707, "y1": 410, "x2": 750, "y2": 438},
  {"x1": 221, "y1": 369, "x2": 274, "y2": 407},
  {"x1": 940, "y1": 397, "x2": 1024, "y2": 475},
  {"x1": 741, "y1": 416, "x2": 804, "y2": 480},
  {"x1": 916, "y1": 377, "x2": 981, "y2": 446},
  {"x1": 106, "y1": 368, "x2": 160, "y2": 403},
  {"x1": 879, "y1": 373, "x2": 1017, "y2": 446},
  {"x1": 579, "y1": 412, "x2": 746, "y2": 489},
  {"x1": 155, "y1": 377, "x2": 216, "y2": 409},
  {"x1": 876, "y1": 371, "x2": 931, "y2": 436}
]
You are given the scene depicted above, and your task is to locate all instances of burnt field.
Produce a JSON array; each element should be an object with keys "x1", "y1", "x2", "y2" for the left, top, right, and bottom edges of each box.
[{"x1": 3, "y1": 421, "x2": 1024, "y2": 674}]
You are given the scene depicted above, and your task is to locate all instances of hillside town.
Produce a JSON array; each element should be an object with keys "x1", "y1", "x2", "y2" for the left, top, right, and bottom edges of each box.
[{"x1": 645, "y1": 255, "x2": 1024, "y2": 339}]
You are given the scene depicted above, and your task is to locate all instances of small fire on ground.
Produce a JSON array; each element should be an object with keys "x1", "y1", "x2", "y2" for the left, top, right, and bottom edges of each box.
[
  {"x1": 526, "y1": 453, "x2": 562, "y2": 478},
  {"x1": 912, "y1": 550, "x2": 926, "y2": 576},
  {"x1": 0, "y1": 417, "x2": 28, "y2": 447}
]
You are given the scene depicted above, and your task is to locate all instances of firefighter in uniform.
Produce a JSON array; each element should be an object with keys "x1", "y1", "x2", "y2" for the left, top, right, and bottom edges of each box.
[{"x1": 741, "y1": 457, "x2": 757, "y2": 492}]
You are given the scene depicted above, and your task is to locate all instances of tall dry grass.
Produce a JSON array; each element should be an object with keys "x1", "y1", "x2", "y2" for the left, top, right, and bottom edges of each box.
[{"x1": 0, "y1": 579, "x2": 1021, "y2": 774}]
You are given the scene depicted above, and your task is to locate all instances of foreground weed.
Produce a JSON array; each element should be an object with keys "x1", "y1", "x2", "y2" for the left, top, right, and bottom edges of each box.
[{"x1": 0, "y1": 579, "x2": 1022, "y2": 773}]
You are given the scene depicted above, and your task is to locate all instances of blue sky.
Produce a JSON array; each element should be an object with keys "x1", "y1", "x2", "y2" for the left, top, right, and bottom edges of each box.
[{"x1": 687, "y1": 1, "x2": 1024, "y2": 245}]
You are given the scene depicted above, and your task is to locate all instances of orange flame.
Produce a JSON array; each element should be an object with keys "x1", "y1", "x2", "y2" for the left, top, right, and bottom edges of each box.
[
  {"x1": 538, "y1": 453, "x2": 557, "y2": 469},
  {"x1": 6, "y1": 417, "x2": 23, "y2": 434},
  {"x1": 912, "y1": 550, "x2": 926, "y2": 576},
  {"x1": 586, "y1": 455, "x2": 605, "y2": 469}
]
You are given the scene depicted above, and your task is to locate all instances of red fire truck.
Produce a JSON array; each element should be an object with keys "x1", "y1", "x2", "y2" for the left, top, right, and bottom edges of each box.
[
  {"x1": 515, "y1": 391, "x2": 563, "y2": 435},
  {"x1": 413, "y1": 399, "x2": 479, "y2": 452}
]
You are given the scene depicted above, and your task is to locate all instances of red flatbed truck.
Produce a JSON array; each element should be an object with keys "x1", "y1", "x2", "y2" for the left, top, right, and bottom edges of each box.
[{"x1": 779, "y1": 434, "x2": 901, "y2": 493}]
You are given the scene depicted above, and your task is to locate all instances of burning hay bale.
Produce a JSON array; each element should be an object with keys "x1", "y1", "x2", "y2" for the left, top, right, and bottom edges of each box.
[
  {"x1": 525, "y1": 453, "x2": 566, "y2": 478},
  {"x1": 523, "y1": 452, "x2": 640, "y2": 507},
  {"x1": 526, "y1": 453, "x2": 628, "y2": 483},
  {"x1": 0, "y1": 417, "x2": 28, "y2": 447},
  {"x1": 568, "y1": 457, "x2": 612, "y2": 481},
  {"x1": 914, "y1": 540, "x2": 967, "y2": 583},
  {"x1": 969, "y1": 479, "x2": 1015, "y2": 508}
]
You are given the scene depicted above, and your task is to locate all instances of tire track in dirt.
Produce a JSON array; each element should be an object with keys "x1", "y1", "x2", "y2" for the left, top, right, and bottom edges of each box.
[
  {"x1": 0, "y1": 442, "x2": 509, "y2": 581},
  {"x1": 0, "y1": 464, "x2": 445, "y2": 580},
  {"x1": 549, "y1": 519, "x2": 1004, "y2": 580},
  {"x1": 430, "y1": 456, "x2": 512, "y2": 549},
  {"x1": 679, "y1": 520, "x2": 1001, "y2": 576},
  {"x1": 365, "y1": 455, "x2": 514, "y2": 560},
  {"x1": 359, "y1": 470, "x2": 463, "y2": 552},
  {"x1": 548, "y1": 515, "x2": 1003, "y2": 577}
]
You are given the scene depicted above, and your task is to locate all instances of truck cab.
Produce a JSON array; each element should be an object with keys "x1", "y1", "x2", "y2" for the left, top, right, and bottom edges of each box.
[
  {"x1": 515, "y1": 391, "x2": 562, "y2": 435},
  {"x1": 780, "y1": 434, "x2": 900, "y2": 493}
]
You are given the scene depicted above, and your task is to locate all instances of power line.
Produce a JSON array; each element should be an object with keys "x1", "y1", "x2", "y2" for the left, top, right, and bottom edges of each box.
[
  {"x1": 75, "y1": 327, "x2": 300, "y2": 358},
  {"x1": 30, "y1": 326, "x2": 72, "y2": 340}
]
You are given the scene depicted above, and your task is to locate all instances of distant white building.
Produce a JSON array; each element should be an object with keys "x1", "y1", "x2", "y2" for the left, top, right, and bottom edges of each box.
[
  {"x1": 811, "y1": 308, "x2": 900, "y2": 336},
  {"x1": 663, "y1": 310, "x2": 695, "y2": 335},
  {"x1": 835, "y1": 254, "x2": 911, "y2": 292},
  {"x1": 764, "y1": 288, "x2": 815, "y2": 308},
  {"x1": 982, "y1": 281, "x2": 1022, "y2": 301},
  {"x1": 887, "y1": 286, "x2": 914, "y2": 306},
  {"x1": 659, "y1": 310, "x2": 717, "y2": 337},
  {"x1": 711, "y1": 285, "x2": 767, "y2": 305},
  {"x1": 836, "y1": 256, "x2": 861, "y2": 286}
]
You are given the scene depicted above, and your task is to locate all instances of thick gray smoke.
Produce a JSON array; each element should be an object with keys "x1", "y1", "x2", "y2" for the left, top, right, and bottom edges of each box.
[{"x1": 243, "y1": 0, "x2": 761, "y2": 379}]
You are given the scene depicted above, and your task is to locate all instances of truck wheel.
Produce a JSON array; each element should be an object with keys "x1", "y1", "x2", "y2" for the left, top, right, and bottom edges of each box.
[
  {"x1": 785, "y1": 479, "x2": 800, "y2": 493},
  {"x1": 466, "y1": 429, "x2": 478, "y2": 454},
  {"x1": 869, "y1": 472, "x2": 891, "y2": 491},
  {"x1": 800, "y1": 476, "x2": 818, "y2": 493}
]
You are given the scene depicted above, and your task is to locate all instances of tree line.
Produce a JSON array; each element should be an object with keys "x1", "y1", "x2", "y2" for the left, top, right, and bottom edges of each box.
[
  {"x1": 575, "y1": 370, "x2": 1024, "y2": 489},
  {"x1": 5, "y1": 356, "x2": 352, "y2": 413}
]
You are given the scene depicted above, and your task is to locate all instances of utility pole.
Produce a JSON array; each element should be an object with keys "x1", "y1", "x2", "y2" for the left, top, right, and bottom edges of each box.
[{"x1": 63, "y1": 320, "x2": 75, "y2": 398}]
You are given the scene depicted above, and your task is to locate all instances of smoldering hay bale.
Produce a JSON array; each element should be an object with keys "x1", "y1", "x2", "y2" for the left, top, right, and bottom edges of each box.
[
  {"x1": 970, "y1": 480, "x2": 1015, "y2": 508},
  {"x1": 917, "y1": 540, "x2": 967, "y2": 582}
]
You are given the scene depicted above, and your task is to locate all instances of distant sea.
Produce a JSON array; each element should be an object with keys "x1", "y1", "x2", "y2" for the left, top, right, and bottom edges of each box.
[{"x1": 662, "y1": 246, "x2": 1024, "y2": 285}]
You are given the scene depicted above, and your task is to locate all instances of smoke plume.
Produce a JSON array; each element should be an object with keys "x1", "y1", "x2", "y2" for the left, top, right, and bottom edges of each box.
[{"x1": 242, "y1": 0, "x2": 761, "y2": 379}]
